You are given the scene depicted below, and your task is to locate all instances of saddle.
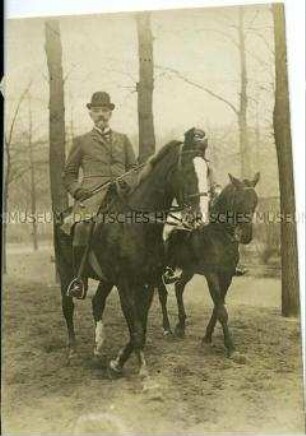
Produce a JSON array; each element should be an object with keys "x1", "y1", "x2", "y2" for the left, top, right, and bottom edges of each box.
[{"x1": 66, "y1": 181, "x2": 132, "y2": 298}]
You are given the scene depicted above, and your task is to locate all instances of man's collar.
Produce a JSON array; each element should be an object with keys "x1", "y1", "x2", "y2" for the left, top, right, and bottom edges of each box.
[{"x1": 93, "y1": 126, "x2": 112, "y2": 136}]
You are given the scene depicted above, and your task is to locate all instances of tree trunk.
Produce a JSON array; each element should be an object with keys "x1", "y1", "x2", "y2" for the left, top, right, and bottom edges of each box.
[
  {"x1": 254, "y1": 102, "x2": 260, "y2": 173},
  {"x1": 272, "y1": 4, "x2": 299, "y2": 317},
  {"x1": 238, "y1": 7, "x2": 251, "y2": 178},
  {"x1": 136, "y1": 13, "x2": 156, "y2": 163},
  {"x1": 28, "y1": 95, "x2": 38, "y2": 251},
  {"x1": 3, "y1": 157, "x2": 10, "y2": 274},
  {"x1": 45, "y1": 20, "x2": 68, "y2": 214},
  {"x1": 45, "y1": 20, "x2": 68, "y2": 282}
]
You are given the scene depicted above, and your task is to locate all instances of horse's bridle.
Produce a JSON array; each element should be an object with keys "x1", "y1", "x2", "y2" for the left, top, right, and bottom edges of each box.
[
  {"x1": 176, "y1": 142, "x2": 211, "y2": 212},
  {"x1": 219, "y1": 185, "x2": 256, "y2": 242}
]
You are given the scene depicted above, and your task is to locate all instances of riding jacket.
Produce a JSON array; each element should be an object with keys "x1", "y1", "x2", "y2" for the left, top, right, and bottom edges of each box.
[
  {"x1": 63, "y1": 127, "x2": 136, "y2": 198},
  {"x1": 62, "y1": 127, "x2": 136, "y2": 227}
]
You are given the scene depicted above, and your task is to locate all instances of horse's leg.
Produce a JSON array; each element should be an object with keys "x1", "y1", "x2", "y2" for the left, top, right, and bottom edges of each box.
[
  {"x1": 54, "y1": 226, "x2": 77, "y2": 360},
  {"x1": 202, "y1": 274, "x2": 233, "y2": 345},
  {"x1": 157, "y1": 279, "x2": 172, "y2": 335},
  {"x1": 137, "y1": 284, "x2": 155, "y2": 377},
  {"x1": 204, "y1": 272, "x2": 235, "y2": 356},
  {"x1": 109, "y1": 284, "x2": 152, "y2": 377},
  {"x1": 174, "y1": 271, "x2": 193, "y2": 338},
  {"x1": 108, "y1": 284, "x2": 138, "y2": 375},
  {"x1": 61, "y1": 288, "x2": 76, "y2": 359},
  {"x1": 92, "y1": 280, "x2": 113, "y2": 358}
]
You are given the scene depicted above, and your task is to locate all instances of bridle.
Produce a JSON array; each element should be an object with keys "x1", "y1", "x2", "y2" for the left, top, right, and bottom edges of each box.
[
  {"x1": 60, "y1": 143, "x2": 210, "y2": 231},
  {"x1": 175, "y1": 142, "x2": 211, "y2": 215},
  {"x1": 111, "y1": 142, "x2": 209, "y2": 230},
  {"x1": 215, "y1": 185, "x2": 257, "y2": 241}
]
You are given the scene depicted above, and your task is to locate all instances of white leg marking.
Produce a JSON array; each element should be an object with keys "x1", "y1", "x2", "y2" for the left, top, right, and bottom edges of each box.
[{"x1": 94, "y1": 320, "x2": 105, "y2": 357}]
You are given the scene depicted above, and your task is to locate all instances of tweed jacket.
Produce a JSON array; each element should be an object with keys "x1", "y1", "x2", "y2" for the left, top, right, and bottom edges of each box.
[
  {"x1": 63, "y1": 128, "x2": 136, "y2": 197},
  {"x1": 62, "y1": 128, "x2": 136, "y2": 227}
]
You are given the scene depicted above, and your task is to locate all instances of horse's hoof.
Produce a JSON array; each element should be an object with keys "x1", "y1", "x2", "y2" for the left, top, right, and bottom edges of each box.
[
  {"x1": 228, "y1": 351, "x2": 247, "y2": 364},
  {"x1": 107, "y1": 360, "x2": 123, "y2": 379},
  {"x1": 66, "y1": 347, "x2": 77, "y2": 362},
  {"x1": 201, "y1": 336, "x2": 212, "y2": 345},
  {"x1": 174, "y1": 325, "x2": 185, "y2": 338},
  {"x1": 139, "y1": 366, "x2": 149, "y2": 380},
  {"x1": 163, "y1": 329, "x2": 173, "y2": 337},
  {"x1": 200, "y1": 339, "x2": 213, "y2": 353}
]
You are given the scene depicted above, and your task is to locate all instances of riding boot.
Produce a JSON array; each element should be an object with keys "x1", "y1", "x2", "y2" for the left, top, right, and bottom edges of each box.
[
  {"x1": 162, "y1": 235, "x2": 182, "y2": 284},
  {"x1": 235, "y1": 265, "x2": 248, "y2": 276},
  {"x1": 66, "y1": 220, "x2": 96, "y2": 299},
  {"x1": 66, "y1": 246, "x2": 89, "y2": 299},
  {"x1": 163, "y1": 266, "x2": 183, "y2": 284}
]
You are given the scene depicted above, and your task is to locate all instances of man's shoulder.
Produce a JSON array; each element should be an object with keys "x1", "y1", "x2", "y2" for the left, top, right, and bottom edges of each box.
[
  {"x1": 112, "y1": 130, "x2": 129, "y2": 141},
  {"x1": 75, "y1": 130, "x2": 93, "y2": 142}
]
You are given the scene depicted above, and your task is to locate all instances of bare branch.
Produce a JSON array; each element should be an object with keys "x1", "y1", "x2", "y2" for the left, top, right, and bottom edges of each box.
[
  {"x1": 155, "y1": 65, "x2": 239, "y2": 115},
  {"x1": 197, "y1": 27, "x2": 239, "y2": 48},
  {"x1": 102, "y1": 66, "x2": 136, "y2": 84},
  {"x1": 63, "y1": 62, "x2": 79, "y2": 83},
  {"x1": 9, "y1": 158, "x2": 49, "y2": 185},
  {"x1": 8, "y1": 165, "x2": 32, "y2": 185},
  {"x1": 216, "y1": 10, "x2": 238, "y2": 28},
  {"x1": 245, "y1": 46, "x2": 273, "y2": 69},
  {"x1": 246, "y1": 30, "x2": 274, "y2": 56},
  {"x1": 246, "y1": 8, "x2": 260, "y2": 29},
  {"x1": 5, "y1": 80, "x2": 33, "y2": 148}
]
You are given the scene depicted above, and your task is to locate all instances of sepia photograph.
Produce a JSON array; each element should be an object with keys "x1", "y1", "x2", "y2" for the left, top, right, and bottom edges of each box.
[{"x1": 2, "y1": 1, "x2": 305, "y2": 434}]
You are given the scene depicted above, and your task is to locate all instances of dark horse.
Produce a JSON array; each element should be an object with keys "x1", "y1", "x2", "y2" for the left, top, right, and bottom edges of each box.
[
  {"x1": 54, "y1": 138, "x2": 206, "y2": 376},
  {"x1": 157, "y1": 172, "x2": 260, "y2": 358}
]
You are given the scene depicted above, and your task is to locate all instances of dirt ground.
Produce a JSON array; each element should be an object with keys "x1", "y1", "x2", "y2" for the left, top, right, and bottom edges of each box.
[{"x1": 3, "y1": 244, "x2": 305, "y2": 434}]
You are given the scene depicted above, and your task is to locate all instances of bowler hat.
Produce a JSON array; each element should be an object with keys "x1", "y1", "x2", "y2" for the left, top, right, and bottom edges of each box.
[{"x1": 86, "y1": 92, "x2": 115, "y2": 110}]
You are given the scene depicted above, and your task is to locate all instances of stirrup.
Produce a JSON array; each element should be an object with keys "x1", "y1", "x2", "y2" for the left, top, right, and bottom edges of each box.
[
  {"x1": 162, "y1": 267, "x2": 182, "y2": 285},
  {"x1": 235, "y1": 266, "x2": 248, "y2": 276},
  {"x1": 66, "y1": 277, "x2": 88, "y2": 300}
]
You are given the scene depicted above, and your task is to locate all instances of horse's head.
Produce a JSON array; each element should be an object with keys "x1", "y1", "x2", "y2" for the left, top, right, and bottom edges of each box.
[
  {"x1": 183, "y1": 127, "x2": 208, "y2": 157},
  {"x1": 214, "y1": 172, "x2": 260, "y2": 244},
  {"x1": 173, "y1": 128, "x2": 210, "y2": 218},
  {"x1": 132, "y1": 130, "x2": 211, "y2": 218}
]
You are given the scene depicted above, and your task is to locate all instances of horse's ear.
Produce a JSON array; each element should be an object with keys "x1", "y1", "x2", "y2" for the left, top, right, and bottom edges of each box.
[
  {"x1": 228, "y1": 173, "x2": 243, "y2": 188},
  {"x1": 251, "y1": 172, "x2": 260, "y2": 187}
]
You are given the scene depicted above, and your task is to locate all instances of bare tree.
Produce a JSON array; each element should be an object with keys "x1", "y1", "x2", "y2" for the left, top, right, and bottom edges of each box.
[
  {"x1": 45, "y1": 20, "x2": 68, "y2": 282},
  {"x1": 45, "y1": 20, "x2": 68, "y2": 216},
  {"x1": 237, "y1": 7, "x2": 250, "y2": 177},
  {"x1": 136, "y1": 12, "x2": 156, "y2": 163},
  {"x1": 272, "y1": 4, "x2": 299, "y2": 317},
  {"x1": 3, "y1": 82, "x2": 32, "y2": 273},
  {"x1": 156, "y1": 6, "x2": 265, "y2": 177},
  {"x1": 27, "y1": 95, "x2": 38, "y2": 251}
]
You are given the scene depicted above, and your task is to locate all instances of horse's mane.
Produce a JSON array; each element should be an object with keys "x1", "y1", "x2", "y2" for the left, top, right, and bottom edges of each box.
[
  {"x1": 137, "y1": 140, "x2": 182, "y2": 185},
  {"x1": 210, "y1": 184, "x2": 233, "y2": 214}
]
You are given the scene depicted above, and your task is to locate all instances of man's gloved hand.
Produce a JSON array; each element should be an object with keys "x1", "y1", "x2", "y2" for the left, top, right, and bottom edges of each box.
[
  {"x1": 194, "y1": 215, "x2": 204, "y2": 229},
  {"x1": 118, "y1": 179, "x2": 130, "y2": 193},
  {"x1": 74, "y1": 188, "x2": 92, "y2": 201}
]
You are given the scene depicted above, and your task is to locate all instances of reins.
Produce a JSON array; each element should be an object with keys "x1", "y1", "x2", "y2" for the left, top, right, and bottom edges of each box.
[{"x1": 60, "y1": 143, "x2": 210, "y2": 232}]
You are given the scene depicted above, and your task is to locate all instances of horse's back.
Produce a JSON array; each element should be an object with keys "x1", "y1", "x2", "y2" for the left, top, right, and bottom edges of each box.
[{"x1": 167, "y1": 226, "x2": 239, "y2": 274}]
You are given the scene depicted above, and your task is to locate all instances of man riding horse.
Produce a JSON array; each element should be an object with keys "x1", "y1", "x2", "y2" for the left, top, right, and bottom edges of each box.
[
  {"x1": 63, "y1": 91, "x2": 136, "y2": 299},
  {"x1": 63, "y1": 93, "x2": 246, "y2": 299}
]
